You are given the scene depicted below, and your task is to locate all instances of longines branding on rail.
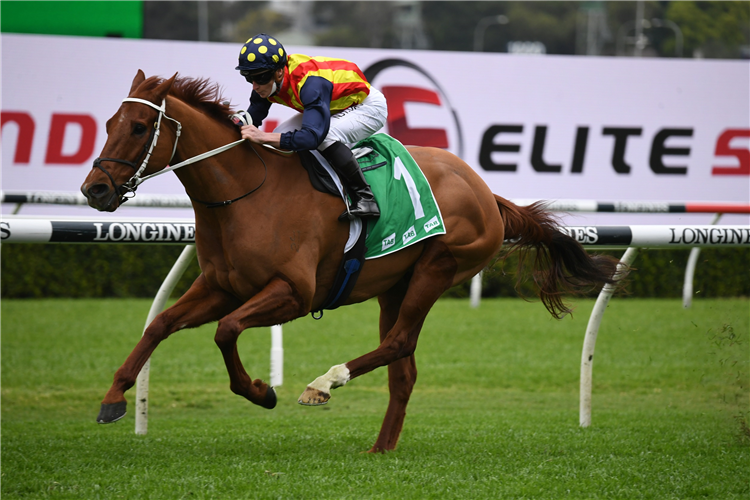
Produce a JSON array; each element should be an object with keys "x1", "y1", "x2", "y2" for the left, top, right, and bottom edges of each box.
[
  {"x1": 0, "y1": 221, "x2": 196, "y2": 242},
  {"x1": 560, "y1": 226, "x2": 605, "y2": 245},
  {"x1": 668, "y1": 227, "x2": 750, "y2": 245},
  {"x1": 90, "y1": 222, "x2": 195, "y2": 242},
  {"x1": 560, "y1": 226, "x2": 750, "y2": 245}
]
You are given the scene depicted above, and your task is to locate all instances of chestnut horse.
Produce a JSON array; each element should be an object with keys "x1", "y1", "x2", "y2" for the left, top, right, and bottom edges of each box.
[{"x1": 81, "y1": 70, "x2": 619, "y2": 453}]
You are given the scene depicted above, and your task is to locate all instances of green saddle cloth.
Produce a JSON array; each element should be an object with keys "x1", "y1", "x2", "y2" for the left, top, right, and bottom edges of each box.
[{"x1": 355, "y1": 134, "x2": 446, "y2": 259}]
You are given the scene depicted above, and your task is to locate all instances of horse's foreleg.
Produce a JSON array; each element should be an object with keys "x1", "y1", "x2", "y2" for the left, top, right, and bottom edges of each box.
[
  {"x1": 213, "y1": 276, "x2": 305, "y2": 409},
  {"x1": 370, "y1": 279, "x2": 417, "y2": 453},
  {"x1": 98, "y1": 274, "x2": 239, "y2": 423},
  {"x1": 298, "y1": 240, "x2": 456, "y2": 407}
]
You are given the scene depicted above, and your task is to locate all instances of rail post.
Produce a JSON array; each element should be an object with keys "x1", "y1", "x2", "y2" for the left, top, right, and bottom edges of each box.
[
  {"x1": 270, "y1": 325, "x2": 284, "y2": 387},
  {"x1": 135, "y1": 244, "x2": 196, "y2": 435},
  {"x1": 580, "y1": 246, "x2": 639, "y2": 428},
  {"x1": 682, "y1": 213, "x2": 723, "y2": 309},
  {"x1": 470, "y1": 271, "x2": 483, "y2": 308}
]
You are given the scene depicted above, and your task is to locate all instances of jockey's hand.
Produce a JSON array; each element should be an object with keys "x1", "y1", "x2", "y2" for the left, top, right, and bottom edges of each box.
[
  {"x1": 240, "y1": 124, "x2": 282, "y2": 149},
  {"x1": 239, "y1": 124, "x2": 264, "y2": 143}
]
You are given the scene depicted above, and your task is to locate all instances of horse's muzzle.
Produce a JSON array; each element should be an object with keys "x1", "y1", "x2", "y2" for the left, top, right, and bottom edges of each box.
[{"x1": 81, "y1": 182, "x2": 118, "y2": 212}]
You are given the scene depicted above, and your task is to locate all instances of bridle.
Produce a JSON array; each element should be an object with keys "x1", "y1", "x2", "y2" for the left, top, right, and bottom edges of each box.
[
  {"x1": 93, "y1": 96, "x2": 264, "y2": 209},
  {"x1": 93, "y1": 97, "x2": 182, "y2": 207}
]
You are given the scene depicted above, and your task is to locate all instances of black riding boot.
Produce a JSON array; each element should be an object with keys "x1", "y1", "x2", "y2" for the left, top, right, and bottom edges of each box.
[{"x1": 322, "y1": 141, "x2": 380, "y2": 221}]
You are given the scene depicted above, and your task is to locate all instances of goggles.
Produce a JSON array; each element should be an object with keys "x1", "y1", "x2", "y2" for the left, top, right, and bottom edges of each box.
[{"x1": 240, "y1": 70, "x2": 275, "y2": 85}]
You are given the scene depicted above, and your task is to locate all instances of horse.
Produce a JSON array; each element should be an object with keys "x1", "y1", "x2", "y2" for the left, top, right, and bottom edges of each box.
[{"x1": 80, "y1": 70, "x2": 620, "y2": 453}]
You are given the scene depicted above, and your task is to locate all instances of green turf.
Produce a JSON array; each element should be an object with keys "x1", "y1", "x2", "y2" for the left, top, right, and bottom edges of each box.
[{"x1": 2, "y1": 298, "x2": 748, "y2": 499}]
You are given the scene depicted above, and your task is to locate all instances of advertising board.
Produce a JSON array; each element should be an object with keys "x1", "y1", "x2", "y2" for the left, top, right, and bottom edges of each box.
[{"x1": 2, "y1": 34, "x2": 748, "y2": 224}]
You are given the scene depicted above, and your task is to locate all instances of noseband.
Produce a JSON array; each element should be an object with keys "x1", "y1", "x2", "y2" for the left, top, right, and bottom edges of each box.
[{"x1": 93, "y1": 97, "x2": 182, "y2": 206}]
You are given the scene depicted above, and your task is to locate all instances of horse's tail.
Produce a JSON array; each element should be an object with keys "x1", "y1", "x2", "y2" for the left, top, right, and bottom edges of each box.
[{"x1": 495, "y1": 195, "x2": 623, "y2": 319}]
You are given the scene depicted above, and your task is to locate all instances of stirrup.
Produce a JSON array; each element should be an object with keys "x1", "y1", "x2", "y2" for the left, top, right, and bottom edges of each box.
[
  {"x1": 338, "y1": 209, "x2": 355, "y2": 222},
  {"x1": 339, "y1": 199, "x2": 380, "y2": 221}
]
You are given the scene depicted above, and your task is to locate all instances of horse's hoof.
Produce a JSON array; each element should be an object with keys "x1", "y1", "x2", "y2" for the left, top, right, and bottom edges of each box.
[
  {"x1": 97, "y1": 401, "x2": 127, "y2": 423},
  {"x1": 297, "y1": 386, "x2": 330, "y2": 406},
  {"x1": 261, "y1": 386, "x2": 277, "y2": 410}
]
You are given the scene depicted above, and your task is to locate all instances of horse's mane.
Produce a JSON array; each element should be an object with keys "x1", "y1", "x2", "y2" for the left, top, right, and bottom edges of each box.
[{"x1": 139, "y1": 75, "x2": 236, "y2": 130}]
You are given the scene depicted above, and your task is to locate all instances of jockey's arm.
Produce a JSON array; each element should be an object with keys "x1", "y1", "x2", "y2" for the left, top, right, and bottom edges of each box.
[
  {"x1": 240, "y1": 91, "x2": 281, "y2": 146},
  {"x1": 279, "y1": 77, "x2": 333, "y2": 151},
  {"x1": 241, "y1": 77, "x2": 333, "y2": 151},
  {"x1": 247, "y1": 91, "x2": 271, "y2": 127}
]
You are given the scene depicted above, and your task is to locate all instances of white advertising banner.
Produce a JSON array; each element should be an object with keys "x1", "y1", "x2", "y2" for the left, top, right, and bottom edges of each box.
[{"x1": 2, "y1": 34, "x2": 748, "y2": 224}]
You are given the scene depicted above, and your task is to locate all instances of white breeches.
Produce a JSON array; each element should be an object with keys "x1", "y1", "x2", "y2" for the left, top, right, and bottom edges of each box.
[{"x1": 274, "y1": 87, "x2": 388, "y2": 151}]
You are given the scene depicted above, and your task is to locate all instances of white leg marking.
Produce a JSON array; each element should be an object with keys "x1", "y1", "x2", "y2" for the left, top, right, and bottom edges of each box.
[{"x1": 308, "y1": 364, "x2": 350, "y2": 394}]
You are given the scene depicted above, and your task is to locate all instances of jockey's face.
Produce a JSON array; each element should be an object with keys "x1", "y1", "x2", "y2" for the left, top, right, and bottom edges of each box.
[{"x1": 253, "y1": 69, "x2": 284, "y2": 98}]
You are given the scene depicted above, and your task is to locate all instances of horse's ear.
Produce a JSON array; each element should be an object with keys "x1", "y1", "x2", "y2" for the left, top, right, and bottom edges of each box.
[
  {"x1": 129, "y1": 69, "x2": 146, "y2": 95},
  {"x1": 153, "y1": 73, "x2": 178, "y2": 100}
]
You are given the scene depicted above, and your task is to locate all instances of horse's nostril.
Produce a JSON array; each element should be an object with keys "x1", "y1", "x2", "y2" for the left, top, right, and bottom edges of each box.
[{"x1": 88, "y1": 183, "x2": 110, "y2": 199}]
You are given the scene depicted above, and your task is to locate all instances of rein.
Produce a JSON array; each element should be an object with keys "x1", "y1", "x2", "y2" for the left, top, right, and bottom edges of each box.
[
  {"x1": 184, "y1": 145, "x2": 267, "y2": 209},
  {"x1": 94, "y1": 96, "x2": 264, "y2": 209}
]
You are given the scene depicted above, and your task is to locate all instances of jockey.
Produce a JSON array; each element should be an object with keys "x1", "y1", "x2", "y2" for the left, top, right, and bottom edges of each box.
[{"x1": 234, "y1": 33, "x2": 386, "y2": 220}]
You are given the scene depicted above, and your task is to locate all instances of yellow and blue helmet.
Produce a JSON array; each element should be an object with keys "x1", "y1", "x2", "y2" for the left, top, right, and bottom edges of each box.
[{"x1": 235, "y1": 33, "x2": 287, "y2": 73}]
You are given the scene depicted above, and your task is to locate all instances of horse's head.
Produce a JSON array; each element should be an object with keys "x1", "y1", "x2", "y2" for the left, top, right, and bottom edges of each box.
[{"x1": 81, "y1": 70, "x2": 178, "y2": 212}]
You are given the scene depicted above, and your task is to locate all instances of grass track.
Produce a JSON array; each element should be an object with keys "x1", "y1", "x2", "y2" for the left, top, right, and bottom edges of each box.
[{"x1": 2, "y1": 297, "x2": 748, "y2": 499}]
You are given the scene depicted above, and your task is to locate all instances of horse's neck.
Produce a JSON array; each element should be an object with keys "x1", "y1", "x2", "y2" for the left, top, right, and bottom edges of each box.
[{"x1": 167, "y1": 98, "x2": 282, "y2": 207}]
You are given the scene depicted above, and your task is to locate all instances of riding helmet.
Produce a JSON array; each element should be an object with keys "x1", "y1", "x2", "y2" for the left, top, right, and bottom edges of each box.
[{"x1": 235, "y1": 34, "x2": 287, "y2": 73}]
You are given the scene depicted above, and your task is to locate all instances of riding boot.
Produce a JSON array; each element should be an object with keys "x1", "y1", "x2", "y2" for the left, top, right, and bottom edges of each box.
[{"x1": 321, "y1": 141, "x2": 380, "y2": 221}]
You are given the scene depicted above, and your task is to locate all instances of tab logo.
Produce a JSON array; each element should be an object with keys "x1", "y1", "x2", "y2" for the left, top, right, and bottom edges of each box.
[
  {"x1": 382, "y1": 233, "x2": 396, "y2": 251},
  {"x1": 402, "y1": 225, "x2": 417, "y2": 245},
  {"x1": 423, "y1": 216, "x2": 440, "y2": 233}
]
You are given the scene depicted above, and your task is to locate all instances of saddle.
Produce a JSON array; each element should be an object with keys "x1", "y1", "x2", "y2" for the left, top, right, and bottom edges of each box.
[
  {"x1": 294, "y1": 136, "x2": 445, "y2": 317},
  {"x1": 298, "y1": 146, "x2": 377, "y2": 199}
]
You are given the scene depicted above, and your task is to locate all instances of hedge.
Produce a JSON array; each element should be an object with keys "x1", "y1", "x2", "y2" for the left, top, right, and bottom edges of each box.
[
  {"x1": 1, "y1": 244, "x2": 201, "y2": 299},
  {"x1": 1, "y1": 244, "x2": 748, "y2": 300},
  {"x1": 444, "y1": 247, "x2": 750, "y2": 299}
]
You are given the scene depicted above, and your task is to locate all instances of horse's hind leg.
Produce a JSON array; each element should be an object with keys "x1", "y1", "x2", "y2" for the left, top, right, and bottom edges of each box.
[
  {"x1": 299, "y1": 239, "x2": 456, "y2": 411},
  {"x1": 98, "y1": 274, "x2": 240, "y2": 423},
  {"x1": 370, "y1": 279, "x2": 417, "y2": 453}
]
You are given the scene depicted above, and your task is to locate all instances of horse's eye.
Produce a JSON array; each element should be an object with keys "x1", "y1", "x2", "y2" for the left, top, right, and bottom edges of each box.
[{"x1": 133, "y1": 123, "x2": 148, "y2": 135}]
